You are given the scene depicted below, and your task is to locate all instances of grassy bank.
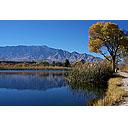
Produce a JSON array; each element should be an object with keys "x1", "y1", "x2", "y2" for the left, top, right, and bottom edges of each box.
[{"x1": 93, "y1": 77, "x2": 126, "y2": 106}]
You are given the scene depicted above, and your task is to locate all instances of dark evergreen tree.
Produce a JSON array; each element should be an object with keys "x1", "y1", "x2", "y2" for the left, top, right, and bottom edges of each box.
[
  {"x1": 64, "y1": 59, "x2": 70, "y2": 67},
  {"x1": 52, "y1": 61, "x2": 56, "y2": 66}
]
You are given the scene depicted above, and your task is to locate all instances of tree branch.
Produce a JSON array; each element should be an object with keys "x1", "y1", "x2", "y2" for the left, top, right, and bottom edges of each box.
[{"x1": 99, "y1": 50, "x2": 111, "y2": 61}]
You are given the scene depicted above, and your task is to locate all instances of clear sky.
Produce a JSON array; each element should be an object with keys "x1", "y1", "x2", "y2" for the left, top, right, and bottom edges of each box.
[{"x1": 0, "y1": 20, "x2": 127, "y2": 57}]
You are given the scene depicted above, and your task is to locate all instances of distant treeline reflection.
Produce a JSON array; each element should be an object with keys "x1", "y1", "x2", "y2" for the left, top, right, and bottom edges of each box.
[{"x1": 0, "y1": 71, "x2": 67, "y2": 91}]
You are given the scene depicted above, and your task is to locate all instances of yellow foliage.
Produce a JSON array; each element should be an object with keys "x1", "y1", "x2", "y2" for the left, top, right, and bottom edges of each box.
[
  {"x1": 88, "y1": 22, "x2": 128, "y2": 54},
  {"x1": 104, "y1": 22, "x2": 118, "y2": 29},
  {"x1": 89, "y1": 38, "x2": 102, "y2": 53}
]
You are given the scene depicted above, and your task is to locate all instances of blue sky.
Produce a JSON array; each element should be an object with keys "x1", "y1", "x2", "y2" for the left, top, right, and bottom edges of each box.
[{"x1": 0, "y1": 20, "x2": 127, "y2": 57}]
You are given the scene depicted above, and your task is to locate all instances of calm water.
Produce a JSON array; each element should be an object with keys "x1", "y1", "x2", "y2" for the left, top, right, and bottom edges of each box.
[{"x1": 0, "y1": 70, "x2": 104, "y2": 106}]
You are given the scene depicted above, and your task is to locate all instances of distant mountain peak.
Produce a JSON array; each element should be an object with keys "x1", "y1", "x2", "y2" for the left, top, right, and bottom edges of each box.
[
  {"x1": 71, "y1": 51, "x2": 79, "y2": 54},
  {"x1": 0, "y1": 45, "x2": 102, "y2": 62}
]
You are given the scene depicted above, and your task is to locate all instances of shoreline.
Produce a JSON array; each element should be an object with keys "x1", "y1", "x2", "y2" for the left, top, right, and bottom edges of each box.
[
  {"x1": 0, "y1": 67, "x2": 70, "y2": 71},
  {"x1": 114, "y1": 71, "x2": 128, "y2": 106}
]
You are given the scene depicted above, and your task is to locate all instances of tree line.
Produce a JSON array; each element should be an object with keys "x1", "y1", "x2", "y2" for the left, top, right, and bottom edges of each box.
[{"x1": 38, "y1": 59, "x2": 71, "y2": 67}]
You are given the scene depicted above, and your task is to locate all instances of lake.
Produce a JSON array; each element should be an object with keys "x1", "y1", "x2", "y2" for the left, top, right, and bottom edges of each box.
[{"x1": 0, "y1": 70, "x2": 104, "y2": 106}]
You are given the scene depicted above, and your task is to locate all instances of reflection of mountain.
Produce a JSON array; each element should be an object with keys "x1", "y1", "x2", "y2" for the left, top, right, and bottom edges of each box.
[
  {"x1": 0, "y1": 73, "x2": 67, "y2": 91},
  {"x1": 0, "y1": 45, "x2": 102, "y2": 62}
]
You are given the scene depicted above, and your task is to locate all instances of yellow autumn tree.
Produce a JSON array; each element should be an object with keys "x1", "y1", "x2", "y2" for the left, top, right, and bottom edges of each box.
[{"x1": 88, "y1": 22, "x2": 128, "y2": 72}]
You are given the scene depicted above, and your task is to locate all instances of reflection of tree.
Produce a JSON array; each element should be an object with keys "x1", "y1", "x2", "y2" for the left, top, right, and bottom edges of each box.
[
  {"x1": 0, "y1": 72, "x2": 67, "y2": 91},
  {"x1": 67, "y1": 81, "x2": 107, "y2": 105}
]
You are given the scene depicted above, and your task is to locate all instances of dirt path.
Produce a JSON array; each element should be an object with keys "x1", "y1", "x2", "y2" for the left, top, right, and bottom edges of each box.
[{"x1": 116, "y1": 71, "x2": 128, "y2": 106}]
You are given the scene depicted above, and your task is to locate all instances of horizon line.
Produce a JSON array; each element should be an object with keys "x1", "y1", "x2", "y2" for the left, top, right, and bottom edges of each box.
[{"x1": 0, "y1": 44, "x2": 87, "y2": 54}]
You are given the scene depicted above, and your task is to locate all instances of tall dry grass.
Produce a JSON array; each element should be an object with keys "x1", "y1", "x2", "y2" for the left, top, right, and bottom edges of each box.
[{"x1": 67, "y1": 61, "x2": 113, "y2": 86}]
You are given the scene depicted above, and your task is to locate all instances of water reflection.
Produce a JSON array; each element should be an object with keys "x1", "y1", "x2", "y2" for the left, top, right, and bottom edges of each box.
[
  {"x1": 0, "y1": 71, "x2": 66, "y2": 91},
  {"x1": 67, "y1": 82, "x2": 107, "y2": 105},
  {"x1": 0, "y1": 70, "x2": 106, "y2": 106}
]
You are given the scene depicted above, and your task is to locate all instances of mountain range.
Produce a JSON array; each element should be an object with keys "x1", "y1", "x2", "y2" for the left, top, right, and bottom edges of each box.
[{"x1": 0, "y1": 45, "x2": 102, "y2": 63}]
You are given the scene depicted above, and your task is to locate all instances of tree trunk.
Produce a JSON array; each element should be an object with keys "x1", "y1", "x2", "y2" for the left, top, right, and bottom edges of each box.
[{"x1": 112, "y1": 56, "x2": 116, "y2": 72}]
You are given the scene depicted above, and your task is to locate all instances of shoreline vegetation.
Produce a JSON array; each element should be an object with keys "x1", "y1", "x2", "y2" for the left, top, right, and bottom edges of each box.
[
  {"x1": 0, "y1": 60, "x2": 71, "y2": 70},
  {"x1": 0, "y1": 66, "x2": 69, "y2": 70},
  {"x1": 66, "y1": 61, "x2": 113, "y2": 85},
  {"x1": 1, "y1": 60, "x2": 127, "y2": 106},
  {"x1": 66, "y1": 61, "x2": 128, "y2": 106}
]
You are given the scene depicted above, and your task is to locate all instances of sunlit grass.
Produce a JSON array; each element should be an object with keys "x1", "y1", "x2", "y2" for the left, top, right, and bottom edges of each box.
[
  {"x1": 93, "y1": 77, "x2": 126, "y2": 106},
  {"x1": 120, "y1": 66, "x2": 128, "y2": 72}
]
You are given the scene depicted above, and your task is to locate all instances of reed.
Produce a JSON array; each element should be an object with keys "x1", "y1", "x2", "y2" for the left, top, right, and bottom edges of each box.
[{"x1": 67, "y1": 61, "x2": 113, "y2": 86}]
